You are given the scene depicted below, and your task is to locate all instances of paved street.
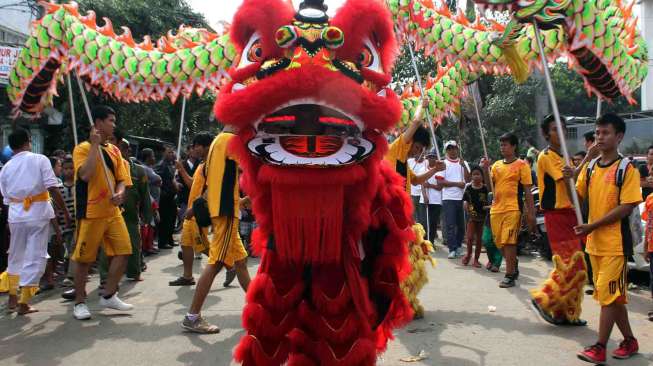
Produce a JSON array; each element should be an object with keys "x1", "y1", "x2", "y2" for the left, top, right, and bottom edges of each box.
[{"x1": 1, "y1": 243, "x2": 652, "y2": 366}]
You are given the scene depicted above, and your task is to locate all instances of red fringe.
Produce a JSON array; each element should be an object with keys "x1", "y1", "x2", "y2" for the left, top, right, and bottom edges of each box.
[
  {"x1": 298, "y1": 302, "x2": 368, "y2": 344},
  {"x1": 271, "y1": 183, "x2": 344, "y2": 264},
  {"x1": 242, "y1": 303, "x2": 297, "y2": 339},
  {"x1": 246, "y1": 273, "x2": 305, "y2": 312},
  {"x1": 234, "y1": 335, "x2": 290, "y2": 366}
]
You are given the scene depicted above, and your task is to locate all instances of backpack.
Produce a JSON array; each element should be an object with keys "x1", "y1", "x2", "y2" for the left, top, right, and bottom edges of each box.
[{"x1": 585, "y1": 156, "x2": 642, "y2": 255}]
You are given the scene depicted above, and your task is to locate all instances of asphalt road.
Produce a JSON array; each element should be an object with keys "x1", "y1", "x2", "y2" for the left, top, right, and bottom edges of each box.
[{"x1": 1, "y1": 243, "x2": 652, "y2": 366}]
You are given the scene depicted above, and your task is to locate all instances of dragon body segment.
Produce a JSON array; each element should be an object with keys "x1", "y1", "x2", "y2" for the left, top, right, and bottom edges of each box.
[{"x1": 8, "y1": 1, "x2": 235, "y2": 114}]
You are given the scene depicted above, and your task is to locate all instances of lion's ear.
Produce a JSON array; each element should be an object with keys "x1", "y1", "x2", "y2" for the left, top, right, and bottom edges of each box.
[
  {"x1": 331, "y1": 0, "x2": 398, "y2": 76},
  {"x1": 230, "y1": 0, "x2": 296, "y2": 58}
]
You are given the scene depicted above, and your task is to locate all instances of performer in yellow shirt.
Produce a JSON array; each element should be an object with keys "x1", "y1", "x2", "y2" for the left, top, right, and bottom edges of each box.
[
  {"x1": 182, "y1": 126, "x2": 251, "y2": 333},
  {"x1": 482, "y1": 133, "x2": 535, "y2": 289},
  {"x1": 71, "y1": 106, "x2": 134, "y2": 321},
  {"x1": 385, "y1": 100, "x2": 445, "y2": 193},
  {"x1": 575, "y1": 114, "x2": 641, "y2": 364},
  {"x1": 169, "y1": 132, "x2": 214, "y2": 287},
  {"x1": 529, "y1": 115, "x2": 587, "y2": 326}
]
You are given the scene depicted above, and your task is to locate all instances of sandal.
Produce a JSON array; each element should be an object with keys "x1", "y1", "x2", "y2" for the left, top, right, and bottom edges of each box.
[
  {"x1": 461, "y1": 255, "x2": 470, "y2": 266},
  {"x1": 472, "y1": 261, "x2": 482, "y2": 268}
]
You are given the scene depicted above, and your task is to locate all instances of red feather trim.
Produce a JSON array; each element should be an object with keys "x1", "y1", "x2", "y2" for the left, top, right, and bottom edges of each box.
[{"x1": 242, "y1": 303, "x2": 297, "y2": 339}]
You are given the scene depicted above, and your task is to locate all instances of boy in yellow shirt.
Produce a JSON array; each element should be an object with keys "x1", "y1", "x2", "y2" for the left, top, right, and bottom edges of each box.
[
  {"x1": 482, "y1": 133, "x2": 535, "y2": 288},
  {"x1": 575, "y1": 113, "x2": 641, "y2": 364},
  {"x1": 71, "y1": 106, "x2": 134, "y2": 320},
  {"x1": 385, "y1": 99, "x2": 444, "y2": 193},
  {"x1": 182, "y1": 127, "x2": 251, "y2": 333},
  {"x1": 169, "y1": 132, "x2": 213, "y2": 286}
]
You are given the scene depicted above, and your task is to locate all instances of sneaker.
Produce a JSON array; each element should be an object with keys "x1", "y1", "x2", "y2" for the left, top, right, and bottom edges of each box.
[
  {"x1": 577, "y1": 343, "x2": 606, "y2": 364},
  {"x1": 499, "y1": 275, "x2": 515, "y2": 288},
  {"x1": 62, "y1": 288, "x2": 76, "y2": 301},
  {"x1": 73, "y1": 303, "x2": 92, "y2": 320},
  {"x1": 223, "y1": 270, "x2": 236, "y2": 287},
  {"x1": 447, "y1": 251, "x2": 456, "y2": 259},
  {"x1": 99, "y1": 293, "x2": 134, "y2": 311},
  {"x1": 181, "y1": 315, "x2": 220, "y2": 334},
  {"x1": 61, "y1": 278, "x2": 74, "y2": 287},
  {"x1": 169, "y1": 277, "x2": 196, "y2": 286},
  {"x1": 612, "y1": 337, "x2": 638, "y2": 359},
  {"x1": 455, "y1": 247, "x2": 465, "y2": 257}
]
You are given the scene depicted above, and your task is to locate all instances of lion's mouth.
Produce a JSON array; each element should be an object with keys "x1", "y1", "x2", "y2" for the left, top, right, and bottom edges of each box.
[{"x1": 247, "y1": 101, "x2": 374, "y2": 167}]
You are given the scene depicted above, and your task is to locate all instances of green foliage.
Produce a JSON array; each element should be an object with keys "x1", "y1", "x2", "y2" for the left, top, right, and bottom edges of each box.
[{"x1": 46, "y1": 0, "x2": 218, "y2": 156}]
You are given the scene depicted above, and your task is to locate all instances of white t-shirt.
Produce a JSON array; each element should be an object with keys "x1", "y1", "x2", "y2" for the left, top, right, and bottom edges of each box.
[
  {"x1": 0, "y1": 151, "x2": 59, "y2": 223},
  {"x1": 436, "y1": 158, "x2": 468, "y2": 201},
  {"x1": 408, "y1": 158, "x2": 427, "y2": 197},
  {"x1": 420, "y1": 167, "x2": 442, "y2": 205}
]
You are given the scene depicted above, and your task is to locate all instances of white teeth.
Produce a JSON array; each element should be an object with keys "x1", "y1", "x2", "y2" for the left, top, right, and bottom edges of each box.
[
  {"x1": 232, "y1": 83, "x2": 246, "y2": 92},
  {"x1": 377, "y1": 88, "x2": 387, "y2": 97}
]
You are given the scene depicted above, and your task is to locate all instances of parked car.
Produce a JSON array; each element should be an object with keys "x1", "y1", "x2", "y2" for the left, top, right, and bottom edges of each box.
[{"x1": 628, "y1": 201, "x2": 649, "y2": 273}]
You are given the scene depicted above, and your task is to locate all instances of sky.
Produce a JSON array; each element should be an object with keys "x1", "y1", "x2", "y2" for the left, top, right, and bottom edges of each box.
[{"x1": 187, "y1": 0, "x2": 346, "y2": 30}]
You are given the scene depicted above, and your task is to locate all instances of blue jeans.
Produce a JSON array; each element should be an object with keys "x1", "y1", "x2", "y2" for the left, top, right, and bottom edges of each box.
[
  {"x1": 442, "y1": 200, "x2": 465, "y2": 252},
  {"x1": 411, "y1": 195, "x2": 427, "y2": 228}
]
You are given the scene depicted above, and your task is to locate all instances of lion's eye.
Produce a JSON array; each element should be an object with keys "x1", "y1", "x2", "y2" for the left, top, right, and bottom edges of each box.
[
  {"x1": 358, "y1": 38, "x2": 382, "y2": 73},
  {"x1": 238, "y1": 33, "x2": 263, "y2": 68}
]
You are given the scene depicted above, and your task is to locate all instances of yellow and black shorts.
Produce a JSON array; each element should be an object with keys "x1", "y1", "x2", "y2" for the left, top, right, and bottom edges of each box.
[
  {"x1": 490, "y1": 211, "x2": 521, "y2": 247},
  {"x1": 73, "y1": 215, "x2": 131, "y2": 263},
  {"x1": 180, "y1": 219, "x2": 209, "y2": 254},
  {"x1": 208, "y1": 216, "x2": 248, "y2": 268},
  {"x1": 589, "y1": 255, "x2": 628, "y2": 306}
]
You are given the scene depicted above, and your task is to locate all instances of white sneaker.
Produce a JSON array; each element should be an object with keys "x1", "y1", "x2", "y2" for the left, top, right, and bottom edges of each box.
[
  {"x1": 99, "y1": 293, "x2": 134, "y2": 311},
  {"x1": 73, "y1": 303, "x2": 92, "y2": 320},
  {"x1": 447, "y1": 251, "x2": 456, "y2": 259},
  {"x1": 456, "y1": 247, "x2": 465, "y2": 257}
]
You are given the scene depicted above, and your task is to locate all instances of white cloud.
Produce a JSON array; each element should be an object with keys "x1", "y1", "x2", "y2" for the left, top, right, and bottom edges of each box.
[{"x1": 187, "y1": 0, "x2": 346, "y2": 30}]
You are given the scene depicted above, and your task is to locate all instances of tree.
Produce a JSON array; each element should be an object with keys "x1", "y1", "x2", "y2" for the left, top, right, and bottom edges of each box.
[{"x1": 46, "y1": 0, "x2": 219, "y2": 155}]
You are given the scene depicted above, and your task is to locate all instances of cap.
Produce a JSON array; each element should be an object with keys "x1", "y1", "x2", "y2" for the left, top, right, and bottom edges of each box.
[
  {"x1": 444, "y1": 140, "x2": 458, "y2": 150},
  {"x1": 425, "y1": 149, "x2": 438, "y2": 158}
]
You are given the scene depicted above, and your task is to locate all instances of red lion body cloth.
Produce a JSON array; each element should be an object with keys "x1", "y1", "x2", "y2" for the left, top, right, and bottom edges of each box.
[{"x1": 214, "y1": 0, "x2": 415, "y2": 364}]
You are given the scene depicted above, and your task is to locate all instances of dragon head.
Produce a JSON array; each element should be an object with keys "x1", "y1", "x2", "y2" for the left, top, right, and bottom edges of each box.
[
  {"x1": 214, "y1": 0, "x2": 401, "y2": 168},
  {"x1": 473, "y1": 0, "x2": 572, "y2": 29}
]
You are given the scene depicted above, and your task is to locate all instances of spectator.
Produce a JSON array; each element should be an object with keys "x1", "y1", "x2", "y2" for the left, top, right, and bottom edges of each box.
[
  {"x1": 139, "y1": 148, "x2": 161, "y2": 203},
  {"x1": 525, "y1": 155, "x2": 537, "y2": 186},
  {"x1": 639, "y1": 145, "x2": 653, "y2": 200},
  {"x1": 421, "y1": 151, "x2": 442, "y2": 243},
  {"x1": 40, "y1": 156, "x2": 64, "y2": 291},
  {"x1": 408, "y1": 155, "x2": 428, "y2": 227},
  {"x1": 60, "y1": 157, "x2": 76, "y2": 286},
  {"x1": 155, "y1": 146, "x2": 179, "y2": 249},
  {"x1": 572, "y1": 151, "x2": 586, "y2": 168},
  {"x1": 176, "y1": 144, "x2": 200, "y2": 232},
  {"x1": 462, "y1": 165, "x2": 490, "y2": 267},
  {"x1": 437, "y1": 140, "x2": 470, "y2": 259}
]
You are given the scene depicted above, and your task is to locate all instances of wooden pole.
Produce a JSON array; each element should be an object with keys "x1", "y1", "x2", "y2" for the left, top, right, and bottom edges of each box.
[
  {"x1": 533, "y1": 23, "x2": 583, "y2": 225},
  {"x1": 74, "y1": 72, "x2": 115, "y2": 195},
  {"x1": 66, "y1": 74, "x2": 78, "y2": 146},
  {"x1": 407, "y1": 42, "x2": 442, "y2": 160}
]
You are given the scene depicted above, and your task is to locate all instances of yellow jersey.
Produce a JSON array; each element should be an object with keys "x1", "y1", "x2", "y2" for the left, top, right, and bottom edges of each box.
[
  {"x1": 384, "y1": 133, "x2": 416, "y2": 193},
  {"x1": 576, "y1": 158, "x2": 642, "y2": 256},
  {"x1": 186, "y1": 162, "x2": 206, "y2": 207},
  {"x1": 206, "y1": 133, "x2": 240, "y2": 218},
  {"x1": 537, "y1": 148, "x2": 572, "y2": 210},
  {"x1": 490, "y1": 159, "x2": 532, "y2": 214},
  {"x1": 73, "y1": 141, "x2": 132, "y2": 219}
]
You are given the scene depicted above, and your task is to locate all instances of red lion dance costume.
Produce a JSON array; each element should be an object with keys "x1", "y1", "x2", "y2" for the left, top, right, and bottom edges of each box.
[{"x1": 215, "y1": 0, "x2": 414, "y2": 364}]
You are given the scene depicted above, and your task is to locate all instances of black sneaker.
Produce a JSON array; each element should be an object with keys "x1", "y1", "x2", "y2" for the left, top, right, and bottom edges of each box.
[
  {"x1": 169, "y1": 277, "x2": 195, "y2": 286},
  {"x1": 61, "y1": 288, "x2": 76, "y2": 301},
  {"x1": 223, "y1": 270, "x2": 236, "y2": 287},
  {"x1": 499, "y1": 275, "x2": 515, "y2": 288}
]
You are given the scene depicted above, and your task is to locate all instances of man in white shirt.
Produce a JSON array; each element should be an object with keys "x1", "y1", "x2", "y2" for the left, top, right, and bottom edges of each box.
[
  {"x1": 437, "y1": 141, "x2": 470, "y2": 259},
  {"x1": 408, "y1": 155, "x2": 427, "y2": 228},
  {"x1": 0, "y1": 128, "x2": 70, "y2": 315},
  {"x1": 421, "y1": 151, "x2": 443, "y2": 243}
]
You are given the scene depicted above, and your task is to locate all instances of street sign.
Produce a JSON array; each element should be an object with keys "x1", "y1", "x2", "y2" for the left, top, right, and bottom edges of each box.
[{"x1": 0, "y1": 46, "x2": 20, "y2": 85}]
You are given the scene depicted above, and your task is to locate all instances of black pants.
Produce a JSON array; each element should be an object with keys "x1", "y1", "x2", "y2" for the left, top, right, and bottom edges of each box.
[
  {"x1": 425, "y1": 204, "x2": 441, "y2": 243},
  {"x1": 158, "y1": 195, "x2": 177, "y2": 247}
]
